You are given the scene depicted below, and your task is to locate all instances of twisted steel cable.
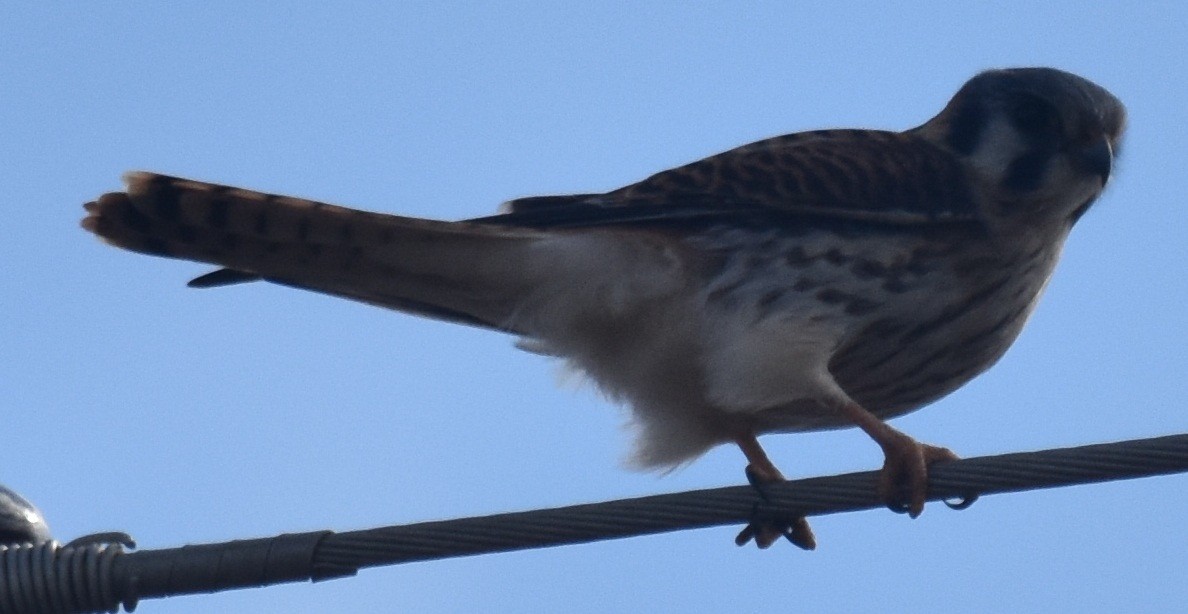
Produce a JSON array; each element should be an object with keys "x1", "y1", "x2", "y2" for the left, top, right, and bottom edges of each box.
[{"x1": 2, "y1": 433, "x2": 1186, "y2": 613}]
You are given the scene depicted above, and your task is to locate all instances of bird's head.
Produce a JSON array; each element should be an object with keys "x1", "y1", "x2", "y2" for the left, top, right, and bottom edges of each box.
[{"x1": 916, "y1": 67, "x2": 1126, "y2": 226}]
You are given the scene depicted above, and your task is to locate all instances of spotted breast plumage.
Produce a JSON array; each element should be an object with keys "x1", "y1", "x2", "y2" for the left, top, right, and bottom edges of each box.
[{"x1": 82, "y1": 67, "x2": 1125, "y2": 550}]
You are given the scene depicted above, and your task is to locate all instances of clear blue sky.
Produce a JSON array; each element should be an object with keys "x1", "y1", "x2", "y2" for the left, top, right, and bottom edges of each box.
[{"x1": 4, "y1": 3, "x2": 1187, "y2": 612}]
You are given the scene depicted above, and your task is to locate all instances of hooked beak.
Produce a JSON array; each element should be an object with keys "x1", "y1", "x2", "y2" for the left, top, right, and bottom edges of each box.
[{"x1": 1077, "y1": 138, "x2": 1113, "y2": 185}]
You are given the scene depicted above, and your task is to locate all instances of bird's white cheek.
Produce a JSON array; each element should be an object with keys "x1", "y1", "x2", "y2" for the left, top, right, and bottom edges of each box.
[{"x1": 967, "y1": 118, "x2": 1028, "y2": 180}]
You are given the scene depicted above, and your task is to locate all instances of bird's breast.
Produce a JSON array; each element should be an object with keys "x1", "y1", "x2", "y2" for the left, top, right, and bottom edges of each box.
[
  {"x1": 688, "y1": 223, "x2": 1066, "y2": 428},
  {"x1": 827, "y1": 229, "x2": 1068, "y2": 418}
]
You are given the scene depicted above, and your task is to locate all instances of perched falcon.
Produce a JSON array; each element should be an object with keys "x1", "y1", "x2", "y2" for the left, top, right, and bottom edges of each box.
[{"x1": 82, "y1": 67, "x2": 1125, "y2": 550}]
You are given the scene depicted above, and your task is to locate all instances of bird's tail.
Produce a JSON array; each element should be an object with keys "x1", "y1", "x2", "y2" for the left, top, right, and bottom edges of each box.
[{"x1": 81, "y1": 172, "x2": 554, "y2": 332}]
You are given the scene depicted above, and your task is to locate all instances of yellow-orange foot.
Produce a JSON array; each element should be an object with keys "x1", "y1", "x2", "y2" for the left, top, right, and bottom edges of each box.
[
  {"x1": 877, "y1": 433, "x2": 959, "y2": 518},
  {"x1": 834, "y1": 401, "x2": 963, "y2": 518},
  {"x1": 734, "y1": 462, "x2": 816, "y2": 550}
]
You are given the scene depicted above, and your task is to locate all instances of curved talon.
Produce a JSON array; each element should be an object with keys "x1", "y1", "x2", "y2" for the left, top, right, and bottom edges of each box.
[
  {"x1": 736, "y1": 517, "x2": 815, "y2": 550},
  {"x1": 885, "y1": 500, "x2": 912, "y2": 515},
  {"x1": 736, "y1": 522, "x2": 780, "y2": 549},
  {"x1": 735, "y1": 502, "x2": 762, "y2": 547},
  {"x1": 735, "y1": 523, "x2": 758, "y2": 547},
  {"x1": 944, "y1": 493, "x2": 979, "y2": 511},
  {"x1": 785, "y1": 516, "x2": 816, "y2": 550}
]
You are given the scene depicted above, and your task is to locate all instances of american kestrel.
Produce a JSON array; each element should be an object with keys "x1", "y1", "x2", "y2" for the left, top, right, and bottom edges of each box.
[{"x1": 82, "y1": 67, "x2": 1125, "y2": 550}]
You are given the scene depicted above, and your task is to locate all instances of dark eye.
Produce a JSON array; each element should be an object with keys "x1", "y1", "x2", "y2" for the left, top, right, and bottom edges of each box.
[{"x1": 1010, "y1": 95, "x2": 1061, "y2": 139}]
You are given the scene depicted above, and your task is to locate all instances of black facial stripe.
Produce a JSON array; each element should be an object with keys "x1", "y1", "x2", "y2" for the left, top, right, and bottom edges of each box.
[
  {"x1": 1002, "y1": 149, "x2": 1051, "y2": 192},
  {"x1": 945, "y1": 98, "x2": 987, "y2": 155}
]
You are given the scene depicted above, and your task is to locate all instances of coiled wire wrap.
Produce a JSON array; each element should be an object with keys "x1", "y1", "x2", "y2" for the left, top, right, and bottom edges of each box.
[{"x1": 0, "y1": 536, "x2": 136, "y2": 614}]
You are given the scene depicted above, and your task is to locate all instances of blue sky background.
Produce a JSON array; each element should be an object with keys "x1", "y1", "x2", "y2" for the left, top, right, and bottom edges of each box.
[{"x1": 4, "y1": 3, "x2": 1187, "y2": 612}]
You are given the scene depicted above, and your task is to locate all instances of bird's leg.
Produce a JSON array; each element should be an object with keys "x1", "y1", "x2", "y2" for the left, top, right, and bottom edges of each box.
[
  {"x1": 836, "y1": 401, "x2": 958, "y2": 517},
  {"x1": 733, "y1": 434, "x2": 816, "y2": 550}
]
